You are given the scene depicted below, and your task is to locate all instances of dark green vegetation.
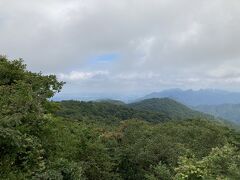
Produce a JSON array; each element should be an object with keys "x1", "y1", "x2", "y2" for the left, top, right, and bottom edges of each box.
[
  {"x1": 57, "y1": 98, "x2": 213, "y2": 124},
  {"x1": 98, "y1": 99, "x2": 126, "y2": 106},
  {"x1": 1, "y1": 56, "x2": 240, "y2": 179},
  {"x1": 56, "y1": 100, "x2": 176, "y2": 123},
  {"x1": 128, "y1": 98, "x2": 213, "y2": 120},
  {"x1": 195, "y1": 104, "x2": 240, "y2": 124}
]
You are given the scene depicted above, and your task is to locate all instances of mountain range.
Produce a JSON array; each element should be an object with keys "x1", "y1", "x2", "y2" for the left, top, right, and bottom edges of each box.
[
  {"x1": 194, "y1": 104, "x2": 240, "y2": 124},
  {"x1": 140, "y1": 89, "x2": 240, "y2": 106}
]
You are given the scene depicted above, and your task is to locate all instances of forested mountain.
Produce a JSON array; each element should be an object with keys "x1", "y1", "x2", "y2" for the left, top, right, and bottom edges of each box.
[
  {"x1": 1, "y1": 57, "x2": 240, "y2": 179},
  {"x1": 128, "y1": 98, "x2": 213, "y2": 120},
  {"x1": 98, "y1": 99, "x2": 126, "y2": 106},
  {"x1": 56, "y1": 98, "x2": 213, "y2": 124},
  {"x1": 56, "y1": 100, "x2": 172, "y2": 123},
  {"x1": 195, "y1": 104, "x2": 240, "y2": 124},
  {"x1": 141, "y1": 88, "x2": 240, "y2": 106}
]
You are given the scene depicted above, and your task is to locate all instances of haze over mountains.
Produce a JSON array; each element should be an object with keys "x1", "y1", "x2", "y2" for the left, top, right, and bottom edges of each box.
[
  {"x1": 55, "y1": 89, "x2": 240, "y2": 106},
  {"x1": 54, "y1": 88, "x2": 240, "y2": 124},
  {"x1": 141, "y1": 89, "x2": 240, "y2": 106},
  {"x1": 92, "y1": 89, "x2": 240, "y2": 124},
  {"x1": 137, "y1": 89, "x2": 240, "y2": 124},
  {"x1": 195, "y1": 104, "x2": 240, "y2": 124}
]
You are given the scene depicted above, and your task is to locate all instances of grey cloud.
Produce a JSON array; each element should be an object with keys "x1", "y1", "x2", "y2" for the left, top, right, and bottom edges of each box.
[{"x1": 1, "y1": 0, "x2": 240, "y2": 94}]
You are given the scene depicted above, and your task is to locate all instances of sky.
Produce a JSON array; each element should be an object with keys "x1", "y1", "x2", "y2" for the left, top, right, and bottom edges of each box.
[{"x1": 1, "y1": 0, "x2": 240, "y2": 99}]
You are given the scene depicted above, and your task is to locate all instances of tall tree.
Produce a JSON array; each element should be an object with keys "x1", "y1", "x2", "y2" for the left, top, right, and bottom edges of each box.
[{"x1": 0, "y1": 56, "x2": 64, "y2": 178}]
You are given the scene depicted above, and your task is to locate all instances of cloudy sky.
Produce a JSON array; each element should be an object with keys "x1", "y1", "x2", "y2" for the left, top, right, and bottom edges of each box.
[{"x1": 1, "y1": 0, "x2": 240, "y2": 99}]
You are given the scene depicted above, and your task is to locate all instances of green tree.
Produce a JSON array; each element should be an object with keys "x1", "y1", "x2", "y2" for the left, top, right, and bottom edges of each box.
[
  {"x1": 145, "y1": 162, "x2": 172, "y2": 180},
  {"x1": 174, "y1": 144, "x2": 240, "y2": 179},
  {"x1": 0, "y1": 56, "x2": 64, "y2": 178}
]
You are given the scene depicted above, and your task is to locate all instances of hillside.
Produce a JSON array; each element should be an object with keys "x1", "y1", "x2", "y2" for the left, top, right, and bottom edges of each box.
[
  {"x1": 141, "y1": 89, "x2": 240, "y2": 106},
  {"x1": 56, "y1": 98, "x2": 213, "y2": 124},
  {"x1": 128, "y1": 98, "x2": 213, "y2": 120},
  {"x1": 97, "y1": 99, "x2": 126, "y2": 106},
  {"x1": 56, "y1": 100, "x2": 172, "y2": 123},
  {"x1": 195, "y1": 104, "x2": 240, "y2": 124}
]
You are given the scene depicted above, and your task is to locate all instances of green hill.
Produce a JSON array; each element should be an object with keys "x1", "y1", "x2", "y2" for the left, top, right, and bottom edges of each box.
[
  {"x1": 56, "y1": 100, "x2": 172, "y2": 123},
  {"x1": 56, "y1": 98, "x2": 213, "y2": 123},
  {"x1": 128, "y1": 98, "x2": 213, "y2": 120},
  {"x1": 97, "y1": 99, "x2": 126, "y2": 106}
]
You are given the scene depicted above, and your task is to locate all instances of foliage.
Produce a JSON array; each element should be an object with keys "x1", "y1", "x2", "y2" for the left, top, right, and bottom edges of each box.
[
  {"x1": 0, "y1": 56, "x2": 64, "y2": 179},
  {"x1": 145, "y1": 162, "x2": 172, "y2": 180},
  {"x1": 175, "y1": 144, "x2": 240, "y2": 179},
  {"x1": 55, "y1": 100, "x2": 171, "y2": 123},
  {"x1": 128, "y1": 98, "x2": 213, "y2": 120}
]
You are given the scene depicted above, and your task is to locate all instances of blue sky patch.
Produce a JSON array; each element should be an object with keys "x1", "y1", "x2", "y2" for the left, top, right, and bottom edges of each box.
[{"x1": 88, "y1": 53, "x2": 120, "y2": 65}]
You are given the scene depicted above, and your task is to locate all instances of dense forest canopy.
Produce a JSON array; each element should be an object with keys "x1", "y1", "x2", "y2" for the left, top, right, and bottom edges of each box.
[{"x1": 0, "y1": 56, "x2": 240, "y2": 179}]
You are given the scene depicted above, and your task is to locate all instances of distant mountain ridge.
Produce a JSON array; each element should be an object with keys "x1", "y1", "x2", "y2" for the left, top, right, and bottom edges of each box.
[
  {"x1": 140, "y1": 89, "x2": 240, "y2": 106},
  {"x1": 195, "y1": 104, "x2": 240, "y2": 124}
]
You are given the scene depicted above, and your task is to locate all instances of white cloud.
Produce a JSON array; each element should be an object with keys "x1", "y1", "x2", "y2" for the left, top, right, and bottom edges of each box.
[
  {"x1": 207, "y1": 61, "x2": 240, "y2": 79},
  {"x1": 1, "y1": 0, "x2": 240, "y2": 94},
  {"x1": 58, "y1": 71, "x2": 109, "y2": 81}
]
